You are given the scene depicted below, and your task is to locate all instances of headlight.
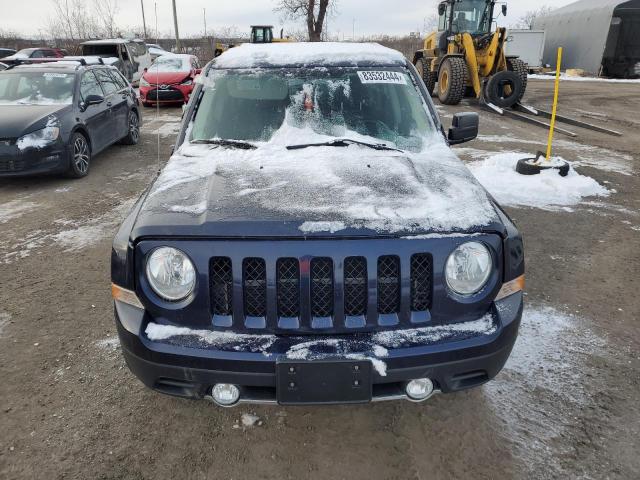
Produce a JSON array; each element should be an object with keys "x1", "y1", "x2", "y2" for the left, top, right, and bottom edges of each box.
[
  {"x1": 445, "y1": 242, "x2": 492, "y2": 296},
  {"x1": 146, "y1": 247, "x2": 196, "y2": 301},
  {"x1": 181, "y1": 79, "x2": 193, "y2": 85},
  {"x1": 140, "y1": 77, "x2": 150, "y2": 87},
  {"x1": 16, "y1": 125, "x2": 60, "y2": 150}
]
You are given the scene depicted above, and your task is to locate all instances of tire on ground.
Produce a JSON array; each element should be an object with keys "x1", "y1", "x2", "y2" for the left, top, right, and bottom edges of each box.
[
  {"x1": 66, "y1": 132, "x2": 91, "y2": 179},
  {"x1": 415, "y1": 57, "x2": 437, "y2": 96},
  {"x1": 516, "y1": 158, "x2": 570, "y2": 177},
  {"x1": 438, "y1": 57, "x2": 467, "y2": 105},
  {"x1": 119, "y1": 110, "x2": 140, "y2": 145},
  {"x1": 484, "y1": 70, "x2": 523, "y2": 108},
  {"x1": 506, "y1": 58, "x2": 528, "y2": 104}
]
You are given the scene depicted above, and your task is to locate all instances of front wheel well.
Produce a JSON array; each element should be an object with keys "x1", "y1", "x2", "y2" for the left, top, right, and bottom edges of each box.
[{"x1": 70, "y1": 126, "x2": 92, "y2": 153}]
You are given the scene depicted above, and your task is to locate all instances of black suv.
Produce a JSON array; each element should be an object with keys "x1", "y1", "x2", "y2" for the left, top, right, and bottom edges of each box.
[
  {"x1": 0, "y1": 61, "x2": 140, "y2": 178},
  {"x1": 112, "y1": 42, "x2": 524, "y2": 407}
]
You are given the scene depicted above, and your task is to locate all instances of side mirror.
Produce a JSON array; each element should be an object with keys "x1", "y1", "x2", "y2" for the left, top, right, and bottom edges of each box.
[
  {"x1": 438, "y1": 2, "x2": 446, "y2": 16},
  {"x1": 448, "y1": 112, "x2": 479, "y2": 145},
  {"x1": 502, "y1": 4, "x2": 508, "y2": 16},
  {"x1": 84, "y1": 94, "x2": 104, "y2": 106}
]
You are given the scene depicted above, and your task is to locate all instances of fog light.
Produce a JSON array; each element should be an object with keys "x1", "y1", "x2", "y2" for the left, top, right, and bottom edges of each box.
[
  {"x1": 406, "y1": 378, "x2": 434, "y2": 401},
  {"x1": 211, "y1": 384, "x2": 240, "y2": 406}
]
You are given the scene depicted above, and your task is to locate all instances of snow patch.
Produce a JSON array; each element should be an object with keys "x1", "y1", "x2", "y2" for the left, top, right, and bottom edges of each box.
[
  {"x1": 0, "y1": 313, "x2": 10, "y2": 338},
  {"x1": 168, "y1": 201, "x2": 207, "y2": 215},
  {"x1": 96, "y1": 337, "x2": 120, "y2": 350},
  {"x1": 468, "y1": 152, "x2": 609, "y2": 210},
  {"x1": 0, "y1": 200, "x2": 39, "y2": 224},
  {"x1": 529, "y1": 73, "x2": 640, "y2": 84},
  {"x1": 299, "y1": 221, "x2": 347, "y2": 234},
  {"x1": 16, "y1": 116, "x2": 60, "y2": 150}
]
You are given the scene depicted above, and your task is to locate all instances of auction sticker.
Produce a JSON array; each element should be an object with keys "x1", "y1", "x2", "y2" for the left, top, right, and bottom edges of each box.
[
  {"x1": 357, "y1": 71, "x2": 407, "y2": 85},
  {"x1": 43, "y1": 73, "x2": 69, "y2": 78}
]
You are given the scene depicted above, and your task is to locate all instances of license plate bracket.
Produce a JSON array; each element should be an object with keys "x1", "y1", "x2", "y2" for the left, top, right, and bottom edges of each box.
[{"x1": 276, "y1": 359, "x2": 372, "y2": 405}]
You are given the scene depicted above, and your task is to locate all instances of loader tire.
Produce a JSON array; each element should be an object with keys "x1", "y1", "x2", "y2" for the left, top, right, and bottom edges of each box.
[
  {"x1": 416, "y1": 57, "x2": 437, "y2": 96},
  {"x1": 438, "y1": 57, "x2": 467, "y2": 105},
  {"x1": 506, "y1": 58, "x2": 528, "y2": 103},
  {"x1": 484, "y1": 71, "x2": 523, "y2": 108}
]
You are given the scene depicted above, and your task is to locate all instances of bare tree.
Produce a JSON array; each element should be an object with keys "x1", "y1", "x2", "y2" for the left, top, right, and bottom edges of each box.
[
  {"x1": 275, "y1": 0, "x2": 337, "y2": 42},
  {"x1": 517, "y1": 5, "x2": 554, "y2": 29},
  {"x1": 93, "y1": 0, "x2": 120, "y2": 38}
]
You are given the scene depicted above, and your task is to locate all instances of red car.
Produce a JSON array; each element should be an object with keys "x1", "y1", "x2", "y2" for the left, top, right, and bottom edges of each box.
[{"x1": 139, "y1": 54, "x2": 201, "y2": 107}]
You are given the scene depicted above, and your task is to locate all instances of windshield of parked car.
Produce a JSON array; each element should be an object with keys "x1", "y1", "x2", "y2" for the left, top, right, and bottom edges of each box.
[
  {"x1": 0, "y1": 72, "x2": 75, "y2": 105},
  {"x1": 189, "y1": 67, "x2": 436, "y2": 152},
  {"x1": 151, "y1": 55, "x2": 190, "y2": 72}
]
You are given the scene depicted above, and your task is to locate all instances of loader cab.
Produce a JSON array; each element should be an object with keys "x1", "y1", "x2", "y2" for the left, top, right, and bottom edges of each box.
[
  {"x1": 251, "y1": 25, "x2": 274, "y2": 44},
  {"x1": 438, "y1": 0, "x2": 496, "y2": 36}
]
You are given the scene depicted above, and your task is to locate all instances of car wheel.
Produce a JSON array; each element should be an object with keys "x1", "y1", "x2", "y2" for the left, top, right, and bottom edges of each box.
[
  {"x1": 66, "y1": 132, "x2": 91, "y2": 178},
  {"x1": 120, "y1": 110, "x2": 140, "y2": 145}
]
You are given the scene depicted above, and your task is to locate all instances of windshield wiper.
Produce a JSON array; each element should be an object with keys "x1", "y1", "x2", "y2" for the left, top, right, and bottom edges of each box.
[
  {"x1": 191, "y1": 139, "x2": 257, "y2": 150},
  {"x1": 286, "y1": 138, "x2": 403, "y2": 152}
]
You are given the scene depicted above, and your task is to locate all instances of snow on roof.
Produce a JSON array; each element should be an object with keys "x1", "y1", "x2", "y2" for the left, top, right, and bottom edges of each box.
[
  {"x1": 81, "y1": 39, "x2": 131, "y2": 45},
  {"x1": 214, "y1": 42, "x2": 407, "y2": 69}
]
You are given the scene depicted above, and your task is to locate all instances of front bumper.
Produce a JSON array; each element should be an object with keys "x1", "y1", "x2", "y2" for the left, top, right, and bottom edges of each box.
[
  {"x1": 140, "y1": 85, "x2": 191, "y2": 104},
  {"x1": 0, "y1": 142, "x2": 69, "y2": 177},
  {"x1": 115, "y1": 292, "x2": 523, "y2": 405}
]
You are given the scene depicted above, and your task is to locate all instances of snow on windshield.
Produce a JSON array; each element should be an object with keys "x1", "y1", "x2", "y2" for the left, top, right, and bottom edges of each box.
[
  {"x1": 0, "y1": 72, "x2": 74, "y2": 105},
  {"x1": 151, "y1": 55, "x2": 190, "y2": 72}
]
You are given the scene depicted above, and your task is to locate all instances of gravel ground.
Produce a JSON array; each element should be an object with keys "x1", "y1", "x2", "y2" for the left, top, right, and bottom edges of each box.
[{"x1": 1, "y1": 80, "x2": 639, "y2": 480}]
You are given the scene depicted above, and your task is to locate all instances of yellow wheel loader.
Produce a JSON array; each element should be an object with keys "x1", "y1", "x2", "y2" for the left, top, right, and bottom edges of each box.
[
  {"x1": 413, "y1": 0, "x2": 528, "y2": 108},
  {"x1": 250, "y1": 26, "x2": 295, "y2": 44}
]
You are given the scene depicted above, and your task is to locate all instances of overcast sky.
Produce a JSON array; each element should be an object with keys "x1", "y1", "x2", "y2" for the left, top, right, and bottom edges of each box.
[{"x1": 4, "y1": 0, "x2": 576, "y2": 38}]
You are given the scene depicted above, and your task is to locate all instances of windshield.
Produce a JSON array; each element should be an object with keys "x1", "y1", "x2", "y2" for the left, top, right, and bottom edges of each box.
[
  {"x1": 190, "y1": 67, "x2": 436, "y2": 152},
  {"x1": 0, "y1": 72, "x2": 75, "y2": 105},
  {"x1": 151, "y1": 56, "x2": 190, "y2": 72},
  {"x1": 451, "y1": 0, "x2": 493, "y2": 34}
]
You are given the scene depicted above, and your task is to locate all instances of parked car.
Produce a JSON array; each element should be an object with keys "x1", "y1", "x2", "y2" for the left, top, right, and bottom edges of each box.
[
  {"x1": 146, "y1": 43, "x2": 169, "y2": 61},
  {"x1": 139, "y1": 54, "x2": 201, "y2": 107},
  {"x1": 79, "y1": 39, "x2": 151, "y2": 85},
  {"x1": 2, "y1": 47, "x2": 67, "y2": 65},
  {"x1": 111, "y1": 42, "x2": 525, "y2": 407},
  {"x1": 0, "y1": 61, "x2": 140, "y2": 178},
  {"x1": 0, "y1": 48, "x2": 16, "y2": 59}
]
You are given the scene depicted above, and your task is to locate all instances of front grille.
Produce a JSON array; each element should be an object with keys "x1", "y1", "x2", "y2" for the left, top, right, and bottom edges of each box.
[
  {"x1": 0, "y1": 157, "x2": 26, "y2": 173},
  {"x1": 311, "y1": 258, "x2": 334, "y2": 317},
  {"x1": 344, "y1": 257, "x2": 367, "y2": 316},
  {"x1": 243, "y1": 258, "x2": 267, "y2": 317},
  {"x1": 377, "y1": 256, "x2": 401, "y2": 314},
  {"x1": 411, "y1": 254, "x2": 433, "y2": 311},
  {"x1": 210, "y1": 257, "x2": 233, "y2": 316},
  {"x1": 147, "y1": 87, "x2": 184, "y2": 101},
  {"x1": 207, "y1": 251, "x2": 433, "y2": 332},
  {"x1": 277, "y1": 258, "x2": 300, "y2": 318}
]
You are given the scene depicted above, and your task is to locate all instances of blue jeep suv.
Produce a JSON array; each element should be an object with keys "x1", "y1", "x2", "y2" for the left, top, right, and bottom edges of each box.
[{"x1": 111, "y1": 42, "x2": 524, "y2": 406}]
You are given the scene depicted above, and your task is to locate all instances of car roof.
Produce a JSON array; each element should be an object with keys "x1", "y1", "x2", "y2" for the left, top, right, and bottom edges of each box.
[
  {"x1": 213, "y1": 42, "x2": 407, "y2": 69},
  {"x1": 5, "y1": 62, "x2": 115, "y2": 73},
  {"x1": 81, "y1": 39, "x2": 131, "y2": 45}
]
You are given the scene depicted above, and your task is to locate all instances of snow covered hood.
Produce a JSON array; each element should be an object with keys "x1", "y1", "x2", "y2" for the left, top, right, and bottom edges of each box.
[
  {"x1": 213, "y1": 42, "x2": 407, "y2": 69},
  {"x1": 131, "y1": 134, "x2": 501, "y2": 239}
]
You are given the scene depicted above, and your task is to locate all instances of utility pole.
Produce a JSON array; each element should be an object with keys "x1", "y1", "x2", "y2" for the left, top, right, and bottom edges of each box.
[
  {"x1": 352, "y1": 18, "x2": 355, "y2": 41},
  {"x1": 203, "y1": 8, "x2": 207, "y2": 37},
  {"x1": 172, "y1": 0, "x2": 181, "y2": 52},
  {"x1": 140, "y1": 0, "x2": 147, "y2": 39}
]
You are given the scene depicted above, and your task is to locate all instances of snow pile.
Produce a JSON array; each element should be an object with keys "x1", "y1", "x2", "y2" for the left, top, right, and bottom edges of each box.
[
  {"x1": 0, "y1": 312, "x2": 10, "y2": 337},
  {"x1": 145, "y1": 323, "x2": 277, "y2": 353},
  {"x1": 0, "y1": 199, "x2": 39, "y2": 224},
  {"x1": 468, "y1": 152, "x2": 609, "y2": 210},
  {"x1": 214, "y1": 42, "x2": 406, "y2": 69},
  {"x1": 299, "y1": 221, "x2": 347, "y2": 234},
  {"x1": 529, "y1": 73, "x2": 640, "y2": 84}
]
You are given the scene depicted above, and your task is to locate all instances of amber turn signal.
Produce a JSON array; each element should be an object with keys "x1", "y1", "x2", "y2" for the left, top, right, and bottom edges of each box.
[
  {"x1": 495, "y1": 275, "x2": 525, "y2": 301},
  {"x1": 111, "y1": 283, "x2": 144, "y2": 309}
]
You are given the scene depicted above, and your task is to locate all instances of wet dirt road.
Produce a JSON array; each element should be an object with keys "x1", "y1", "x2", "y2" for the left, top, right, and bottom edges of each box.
[{"x1": 1, "y1": 81, "x2": 639, "y2": 479}]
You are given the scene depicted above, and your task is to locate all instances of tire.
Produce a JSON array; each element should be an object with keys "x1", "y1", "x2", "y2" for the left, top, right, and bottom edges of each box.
[
  {"x1": 438, "y1": 57, "x2": 467, "y2": 105},
  {"x1": 415, "y1": 57, "x2": 437, "y2": 96},
  {"x1": 506, "y1": 58, "x2": 528, "y2": 104},
  {"x1": 66, "y1": 132, "x2": 91, "y2": 178},
  {"x1": 484, "y1": 71, "x2": 523, "y2": 108},
  {"x1": 119, "y1": 110, "x2": 140, "y2": 145},
  {"x1": 516, "y1": 158, "x2": 570, "y2": 177}
]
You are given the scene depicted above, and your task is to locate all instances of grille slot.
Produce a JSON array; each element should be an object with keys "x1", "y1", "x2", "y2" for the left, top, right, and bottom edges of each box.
[
  {"x1": 210, "y1": 257, "x2": 233, "y2": 316},
  {"x1": 377, "y1": 256, "x2": 400, "y2": 314},
  {"x1": 311, "y1": 258, "x2": 334, "y2": 317},
  {"x1": 344, "y1": 257, "x2": 368, "y2": 316},
  {"x1": 277, "y1": 258, "x2": 300, "y2": 318},
  {"x1": 243, "y1": 258, "x2": 267, "y2": 317},
  {"x1": 411, "y1": 254, "x2": 433, "y2": 311}
]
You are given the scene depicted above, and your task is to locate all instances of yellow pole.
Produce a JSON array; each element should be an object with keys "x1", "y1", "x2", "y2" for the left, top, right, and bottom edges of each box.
[{"x1": 546, "y1": 47, "x2": 563, "y2": 161}]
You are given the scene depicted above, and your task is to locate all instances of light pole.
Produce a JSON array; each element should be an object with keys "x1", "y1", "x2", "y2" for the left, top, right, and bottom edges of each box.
[
  {"x1": 172, "y1": 0, "x2": 181, "y2": 52},
  {"x1": 203, "y1": 8, "x2": 207, "y2": 38},
  {"x1": 140, "y1": 0, "x2": 147, "y2": 39}
]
